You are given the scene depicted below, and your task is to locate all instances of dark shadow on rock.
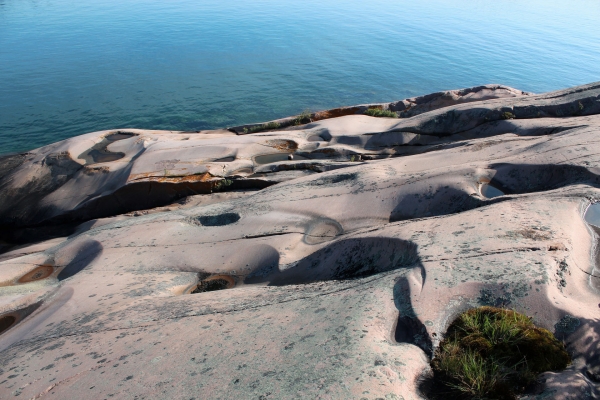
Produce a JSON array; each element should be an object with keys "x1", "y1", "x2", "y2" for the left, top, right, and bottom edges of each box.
[
  {"x1": 489, "y1": 163, "x2": 600, "y2": 195},
  {"x1": 332, "y1": 135, "x2": 366, "y2": 147},
  {"x1": 41, "y1": 178, "x2": 273, "y2": 228},
  {"x1": 520, "y1": 369, "x2": 600, "y2": 400},
  {"x1": 394, "y1": 276, "x2": 433, "y2": 357},
  {"x1": 0, "y1": 301, "x2": 43, "y2": 337},
  {"x1": 0, "y1": 145, "x2": 141, "y2": 234},
  {"x1": 0, "y1": 152, "x2": 83, "y2": 228},
  {"x1": 59, "y1": 180, "x2": 212, "y2": 224},
  {"x1": 460, "y1": 119, "x2": 587, "y2": 140},
  {"x1": 305, "y1": 172, "x2": 358, "y2": 187},
  {"x1": 389, "y1": 186, "x2": 500, "y2": 223},
  {"x1": 0, "y1": 153, "x2": 27, "y2": 176},
  {"x1": 0, "y1": 222, "x2": 82, "y2": 254},
  {"x1": 417, "y1": 371, "x2": 454, "y2": 400},
  {"x1": 389, "y1": 164, "x2": 600, "y2": 224},
  {"x1": 57, "y1": 239, "x2": 103, "y2": 281},
  {"x1": 364, "y1": 131, "x2": 448, "y2": 150},
  {"x1": 247, "y1": 236, "x2": 433, "y2": 356},
  {"x1": 249, "y1": 237, "x2": 420, "y2": 285},
  {"x1": 555, "y1": 316, "x2": 600, "y2": 384},
  {"x1": 396, "y1": 83, "x2": 600, "y2": 136},
  {"x1": 239, "y1": 245, "x2": 282, "y2": 285}
]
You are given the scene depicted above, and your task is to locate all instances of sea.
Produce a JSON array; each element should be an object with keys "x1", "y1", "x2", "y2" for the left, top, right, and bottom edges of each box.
[{"x1": 1, "y1": 0, "x2": 599, "y2": 155}]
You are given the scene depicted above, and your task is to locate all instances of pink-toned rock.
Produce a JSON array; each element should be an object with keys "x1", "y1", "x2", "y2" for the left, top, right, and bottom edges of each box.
[{"x1": 0, "y1": 83, "x2": 599, "y2": 399}]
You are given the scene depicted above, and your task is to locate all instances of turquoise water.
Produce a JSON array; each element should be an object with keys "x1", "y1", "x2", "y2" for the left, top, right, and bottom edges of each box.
[{"x1": 1, "y1": 0, "x2": 599, "y2": 155}]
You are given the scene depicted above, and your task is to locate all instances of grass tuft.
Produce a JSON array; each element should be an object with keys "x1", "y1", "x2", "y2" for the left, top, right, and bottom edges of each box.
[
  {"x1": 243, "y1": 121, "x2": 281, "y2": 134},
  {"x1": 364, "y1": 108, "x2": 397, "y2": 118},
  {"x1": 430, "y1": 306, "x2": 570, "y2": 399},
  {"x1": 292, "y1": 110, "x2": 312, "y2": 126},
  {"x1": 213, "y1": 178, "x2": 233, "y2": 190}
]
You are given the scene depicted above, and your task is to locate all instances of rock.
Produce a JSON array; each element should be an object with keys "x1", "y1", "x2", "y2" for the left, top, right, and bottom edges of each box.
[{"x1": 0, "y1": 83, "x2": 599, "y2": 399}]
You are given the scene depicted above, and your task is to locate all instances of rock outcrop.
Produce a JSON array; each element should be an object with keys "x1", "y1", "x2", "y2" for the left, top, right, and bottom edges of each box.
[{"x1": 0, "y1": 83, "x2": 599, "y2": 399}]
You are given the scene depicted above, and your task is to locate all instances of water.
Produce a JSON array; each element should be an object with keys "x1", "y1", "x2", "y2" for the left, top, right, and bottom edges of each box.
[
  {"x1": 1, "y1": 0, "x2": 599, "y2": 155},
  {"x1": 78, "y1": 132, "x2": 134, "y2": 164},
  {"x1": 480, "y1": 183, "x2": 504, "y2": 199},
  {"x1": 584, "y1": 203, "x2": 600, "y2": 228}
]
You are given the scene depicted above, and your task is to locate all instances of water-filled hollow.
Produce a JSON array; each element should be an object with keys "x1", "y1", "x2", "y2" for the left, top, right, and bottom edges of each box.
[
  {"x1": 585, "y1": 203, "x2": 600, "y2": 227},
  {"x1": 78, "y1": 132, "x2": 136, "y2": 165},
  {"x1": 191, "y1": 275, "x2": 236, "y2": 293},
  {"x1": 18, "y1": 265, "x2": 54, "y2": 283},
  {"x1": 480, "y1": 183, "x2": 505, "y2": 198}
]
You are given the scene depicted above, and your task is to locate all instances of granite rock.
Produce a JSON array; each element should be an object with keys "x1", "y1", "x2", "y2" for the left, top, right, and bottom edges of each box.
[{"x1": 0, "y1": 83, "x2": 599, "y2": 399}]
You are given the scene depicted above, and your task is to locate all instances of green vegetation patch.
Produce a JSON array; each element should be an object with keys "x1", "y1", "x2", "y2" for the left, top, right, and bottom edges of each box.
[
  {"x1": 213, "y1": 178, "x2": 233, "y2": 191},
  {"x1": 243, "y1": 121, "x2": 281, "y2": 134},
  {"x1": 292, "y1": 110, "x2": 312, "y2": 126},
  {"x1": 364, "y1": 108, "x2": 398, "y2": 118},
  {"x1": 431, "y1": 307, "x2": 570, "y2": 399}
]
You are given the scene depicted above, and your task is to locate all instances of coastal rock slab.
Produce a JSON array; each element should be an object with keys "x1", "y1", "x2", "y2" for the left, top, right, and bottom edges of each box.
[{"x1": 1, "y1": 84, "x2": 600, "y2": 399}]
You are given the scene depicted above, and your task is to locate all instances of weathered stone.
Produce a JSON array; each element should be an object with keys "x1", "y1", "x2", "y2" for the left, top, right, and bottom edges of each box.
[{"x1": 0, "y1": 83, "x2": 599, "y2": 399}]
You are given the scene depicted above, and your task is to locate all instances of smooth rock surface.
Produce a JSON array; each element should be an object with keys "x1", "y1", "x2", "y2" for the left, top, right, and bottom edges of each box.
[{"x1": 1, "y1": 83, "x2": 600, "y2": 399}]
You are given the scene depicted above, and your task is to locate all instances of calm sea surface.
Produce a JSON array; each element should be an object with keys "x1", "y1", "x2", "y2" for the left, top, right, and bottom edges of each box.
[{"x1": 1, "y1": 0, "x2": 599, "y2": 155}]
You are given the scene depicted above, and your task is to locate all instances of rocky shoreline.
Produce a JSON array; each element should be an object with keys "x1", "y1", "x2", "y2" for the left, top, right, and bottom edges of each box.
[{"x1": 0, "y1": 83, "x2": 599, "y2": 399}]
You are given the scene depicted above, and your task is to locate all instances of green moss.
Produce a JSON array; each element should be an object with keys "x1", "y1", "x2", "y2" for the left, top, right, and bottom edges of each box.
[
  {"x1": 243, "y1": 121, "x2": 281, "y2": 134},
  {"x1": 431, "y1": 307, "x2": 570, "y2": 399},
  {"x1": 213, "y1": 178, "x2": 233, "y2": 190},
  {"x1": 501, "y1": 111, "x2": 515, "y2": 120},
  {"x1": 292, "y1": 110, "x2": 312, "y2": 126},
  {"x1": 364, "y1": 108, "x2": 397, "y2": 118}
]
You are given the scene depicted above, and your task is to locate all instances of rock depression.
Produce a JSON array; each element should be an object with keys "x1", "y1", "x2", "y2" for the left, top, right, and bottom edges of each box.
[{"x1": 0, "y1": 83, "x2": 599, "y2": 399}]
